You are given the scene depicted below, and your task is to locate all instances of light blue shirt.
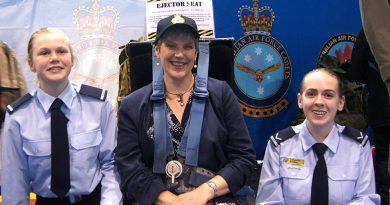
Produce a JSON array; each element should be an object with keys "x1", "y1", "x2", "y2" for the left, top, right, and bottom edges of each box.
[
  {"x1": 256, "y1": 120, "x2": 380, "y2": 205},
  {"x1": 1, "y1": 82, "x2": 122, "y2": 205}
]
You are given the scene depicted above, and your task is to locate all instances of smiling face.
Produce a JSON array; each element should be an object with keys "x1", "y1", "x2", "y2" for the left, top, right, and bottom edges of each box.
[
  {"x1": 298, "y1": 69, "x2": 345, "y2": 133},
  {"x1": 155, "y1": 27, "x2": 198, "y2": 83},
  {"x1": 28, "y1": 28, "x2": 73, "y2": 94}
]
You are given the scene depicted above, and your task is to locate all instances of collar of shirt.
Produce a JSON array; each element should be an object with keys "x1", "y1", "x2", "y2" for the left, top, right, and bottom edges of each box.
[
  {"x1": 299, "y1": 120, "x2": 341, "y2": 154},
  {"x1": 36, "y1": 81, "x2": 76, "y2": 113}
]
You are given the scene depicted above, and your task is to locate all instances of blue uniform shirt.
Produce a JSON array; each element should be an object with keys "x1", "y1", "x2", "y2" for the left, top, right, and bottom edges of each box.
[
  {"x1": 256, "y1": 120, "x2": 380, "y2": 205},
  {"x1": 1, "y1": 82, "x2": 122, "y2": 204}
]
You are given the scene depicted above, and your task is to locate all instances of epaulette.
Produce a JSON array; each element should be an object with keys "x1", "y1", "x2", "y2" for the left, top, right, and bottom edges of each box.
[
  {"x1": 342, "y1": 126, "x2": 368, "y2": 147},
  {"x1": 6, "y1": 93, "x2": 33, "y2": 114},
  {"x1": 78, "y1": 84, "x2": 107, "y2": 101},
  {"x1": 270, "y1": 126, "x2": 296, "y2": 147}
]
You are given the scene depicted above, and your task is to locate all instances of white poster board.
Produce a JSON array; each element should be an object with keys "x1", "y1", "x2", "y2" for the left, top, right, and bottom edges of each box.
[{"x1": 146, "y1": 0, "x2": 215, "y2": 40}]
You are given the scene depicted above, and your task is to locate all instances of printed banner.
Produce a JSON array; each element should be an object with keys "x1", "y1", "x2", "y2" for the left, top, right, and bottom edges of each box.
[{"x1": 0, "y1": 0, "x2": 362, "y2": 159}]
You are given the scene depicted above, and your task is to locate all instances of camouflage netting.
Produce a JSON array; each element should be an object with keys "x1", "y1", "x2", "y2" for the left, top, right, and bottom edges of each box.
[{"x1": 293, "y1": 55, "x2": 367, "y2": 132}]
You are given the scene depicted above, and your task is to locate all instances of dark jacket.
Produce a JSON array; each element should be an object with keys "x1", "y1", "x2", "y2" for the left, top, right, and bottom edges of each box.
[
  {"x1": 347, "y1": 29, "x2": 390, "y2": 127},
  {"x1": 115, "y1": 77, "x2": 256, "y2": 205}
]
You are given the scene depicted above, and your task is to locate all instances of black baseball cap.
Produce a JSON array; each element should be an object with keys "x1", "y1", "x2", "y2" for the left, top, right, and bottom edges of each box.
[{"x1": 155, "y1": 14, "x2": 200, "y2": 42}]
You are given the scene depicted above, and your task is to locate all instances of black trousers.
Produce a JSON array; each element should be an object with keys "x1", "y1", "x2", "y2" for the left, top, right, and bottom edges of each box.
[
  {"x1": 373, "y1": 125, "x2": 390, "y2": 205},
  {"x1": 123, "y1": 194, "x2": 252, "y2": 205},
  {"x1": 36, "y1": 184, "x2": 101, "y2": 205}
]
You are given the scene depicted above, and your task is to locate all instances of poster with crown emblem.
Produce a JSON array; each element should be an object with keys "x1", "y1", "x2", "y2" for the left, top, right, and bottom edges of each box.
[
  {"x1": 230, "y1": 0, "x2": 295, "y2": 158},
  {"x1": 0, "y1": 0, "x2": 146, "y2": 108},
  {"x1": 70, "y1": 0, "x2": 122, "y2": 105},
  {"x1": 212, "y1": 0, "x2": 362, "y2": 158},
  {"x1": 234, "y1": 0, "x2": 292, "y2": 118}
]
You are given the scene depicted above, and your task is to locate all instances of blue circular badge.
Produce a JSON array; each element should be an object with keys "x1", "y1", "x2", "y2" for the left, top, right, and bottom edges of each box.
[{"x1": 233, "y1": 34, "x2": 292, "y2": 117}]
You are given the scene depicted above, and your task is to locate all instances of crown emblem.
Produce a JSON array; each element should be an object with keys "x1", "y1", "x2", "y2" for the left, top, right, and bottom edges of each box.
[
  {"x1": 171, "y1": 14, "x2": 185, "y2": 24},
  {"x1": 73, "y1": 0, "x2": 119, "y2": 39},
  {"x1": 238, "y1": 0, "x2": 275, "y2": 35}
]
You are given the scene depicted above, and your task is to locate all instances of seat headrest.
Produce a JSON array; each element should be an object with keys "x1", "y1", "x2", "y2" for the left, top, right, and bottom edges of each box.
[{"x1": 121, "y1": 38, "x2": 234, "y2": 92}]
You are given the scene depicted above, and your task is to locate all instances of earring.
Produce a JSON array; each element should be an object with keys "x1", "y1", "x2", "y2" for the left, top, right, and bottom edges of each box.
[{"x1": 156, "y1": 57, "x2": 161, "y2": 66}]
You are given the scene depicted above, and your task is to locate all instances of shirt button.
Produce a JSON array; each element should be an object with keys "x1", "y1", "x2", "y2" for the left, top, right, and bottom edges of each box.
[
  {"x1": 342, "y1": 174, "x2": 346, "y2": 178},
  {"x1": 291, "y1": 172, "x2": 296, "y2": 176}
]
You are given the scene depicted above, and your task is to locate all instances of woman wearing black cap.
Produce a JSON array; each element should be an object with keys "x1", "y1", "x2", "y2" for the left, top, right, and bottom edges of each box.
[{"x1": 115, "y1": 14, "x2": 256, "y2": 205}]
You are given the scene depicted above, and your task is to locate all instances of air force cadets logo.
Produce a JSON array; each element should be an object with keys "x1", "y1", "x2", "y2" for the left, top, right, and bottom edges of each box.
[
  {"x1": 234, "y1": 0, "x2": 291, "y2": 118},
  {"x1": 318, "y1": 33, "x2": 356, "y2": 65},
  {"x1": 71, "y1": 0, "x2": 120, "y2": 105}
]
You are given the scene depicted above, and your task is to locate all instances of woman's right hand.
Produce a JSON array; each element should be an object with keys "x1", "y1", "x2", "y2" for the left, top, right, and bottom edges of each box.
[
  {"x1": 155, "y1": 190, "x2": 178, "y2": 205},
  {"x1": 170, "y1": 183, "x2": 215, "y2": 205},
  {"x1": 155, "y1": 188, "x2": 214, "y2": 205}
]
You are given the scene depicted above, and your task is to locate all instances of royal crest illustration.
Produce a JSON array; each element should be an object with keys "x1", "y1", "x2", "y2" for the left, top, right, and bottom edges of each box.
[
  {"x1": 238, "y1": 0, "x2": 274, "y2": 35},
  {"x1": 234, "y1": 0, "x2": 292, "y2": 118},
  {"x1": 71, "y1": 0, "x2": 121, "y2": 104}
]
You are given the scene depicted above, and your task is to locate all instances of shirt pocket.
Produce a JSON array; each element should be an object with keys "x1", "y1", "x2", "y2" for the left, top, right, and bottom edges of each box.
[
  {"x1": 328, "y1": 165, "x2": 359, "y2": 203},
  {"x1": 280, "y1": 164, "x2": 310, "y2": 200},
  {"x1": 23, "y1": 139, "x2": 51, "y2": 157},
  {"x1": 69, "y1": 129, "x2": 102, "y2": 168},
  {"x1": 22, "y1": 139, "x2": 52, "y2": 176},
  {"x1": 70, "y1": 129, "x2": 102, "y2": 150}
]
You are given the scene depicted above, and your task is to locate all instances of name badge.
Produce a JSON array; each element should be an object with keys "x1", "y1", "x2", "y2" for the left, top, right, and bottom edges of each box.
[{"x1": 283, "y1": 157, "x2": 304, "y2": 166}]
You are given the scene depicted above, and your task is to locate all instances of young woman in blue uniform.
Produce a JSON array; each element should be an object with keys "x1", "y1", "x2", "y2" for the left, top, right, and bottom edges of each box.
[
  {"x1": 1, "y1": 27, "x2": 122, "y2": 204},
  {"x1": 115, "y1": 14, "x2": 256, "y2": 205},
  {"x1": 256, "y1": 68, "x2": 380, "y2": 205}
]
